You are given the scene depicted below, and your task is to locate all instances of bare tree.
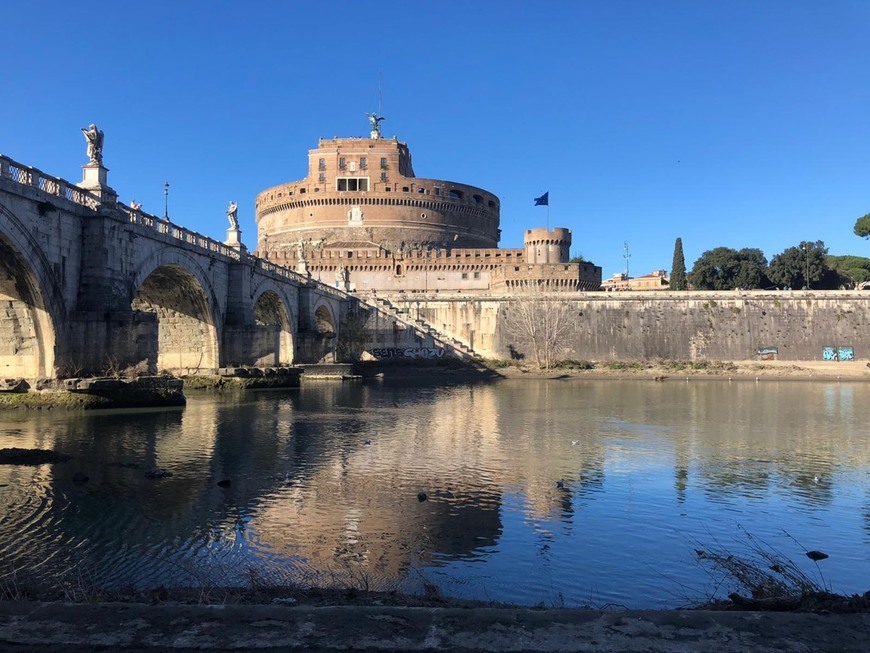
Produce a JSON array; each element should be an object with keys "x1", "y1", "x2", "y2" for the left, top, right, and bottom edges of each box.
[
  {"x1": 335, "y1": 308, "x2": 371, "y2": 362},
  {"x1": 501, "y1": 291, "x2": 575, "y2": 369}
]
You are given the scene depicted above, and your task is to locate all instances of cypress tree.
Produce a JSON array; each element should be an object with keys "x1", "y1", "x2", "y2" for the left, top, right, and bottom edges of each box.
[{"x1": 670, "y1": 237, "x2": 687, "y2": 290}]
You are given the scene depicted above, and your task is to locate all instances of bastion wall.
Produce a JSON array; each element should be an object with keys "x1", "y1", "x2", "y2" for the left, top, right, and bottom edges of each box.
[{"x1": 383, "y1": 291, "x2": 870, "y2": 362}]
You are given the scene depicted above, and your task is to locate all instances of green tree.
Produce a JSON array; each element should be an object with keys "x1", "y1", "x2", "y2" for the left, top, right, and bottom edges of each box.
[
  {"x1": 853, "y1": 213, "x2": 870, "y2": 239},
  {"x1": 825, "y1": 254, "x2": 870, "y2": 287},
  {"x1": 670, "y1": 237, "x2": 687, "y2": 290},
  {"x1": 687, "y1": 247, "x2": 769, "y2": 290},
  {"x1": 768, "y1": 241, "x2": 829, "y2": 289},
  {"x1": 569, "y1": 253, "x2": 586, "y2": 263}
]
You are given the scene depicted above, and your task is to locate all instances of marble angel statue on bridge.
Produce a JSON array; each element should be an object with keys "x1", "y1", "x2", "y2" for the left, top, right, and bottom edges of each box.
[
  {"x1": 226, "y1": 201, "x2": 239, "y2": 229},
  {"x1": 81, "y1": 123, "x2": 104, "y2": 165}
]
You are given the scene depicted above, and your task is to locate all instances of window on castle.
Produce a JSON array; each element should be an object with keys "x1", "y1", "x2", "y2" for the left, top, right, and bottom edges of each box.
[
  {"x1": 360, "y1": 157, "x2": 367, "y2": 170},
  {"x1": 461, "y1": 273, "x2": 468, "y2": 280},
  {"x1": 474, "y1": 271, "x2": 481, "y2": 279},
  {"x1": 381, "y1": 173, "x2": 388, "y2": 182},
  {"x1": 380, "y1": 157, "x2": 388, "y2": 170},
  {"x1": 449, "y1": 190, "x2": 463, "y2": 200},
  {"x1": 339, "y1": 157, "x2": 347, "y2": 170},
  {"x1": 473, "y1": 194, "x2": 483, "y2": 204},
  {"x1": 318, "y1": 158, "x2": 326, "y2": 171},
  {"x1": 318, "y1": 172, "x2": 326, "y2": 182},
  {"x1": 337, "y1": 177, "x2": 369, "y2": 191}
]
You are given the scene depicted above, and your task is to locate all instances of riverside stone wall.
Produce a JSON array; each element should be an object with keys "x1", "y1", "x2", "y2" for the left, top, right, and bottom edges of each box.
[{"x1": 390, "y1": 291, "x2": 870, "y2": 362}]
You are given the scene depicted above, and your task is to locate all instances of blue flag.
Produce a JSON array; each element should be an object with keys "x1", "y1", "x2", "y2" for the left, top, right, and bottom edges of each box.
[{"x1": 534, "y1": 192, "x2": 549, "y2": 206}]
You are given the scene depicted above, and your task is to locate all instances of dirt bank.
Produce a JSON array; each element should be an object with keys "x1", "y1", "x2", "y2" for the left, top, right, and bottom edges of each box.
[
  {"x1": 489, "y1": 359, "x2": 870, "y2": 381},
  {"x1": 0, "y1": 601, "x2": 866, "y2": 652}
]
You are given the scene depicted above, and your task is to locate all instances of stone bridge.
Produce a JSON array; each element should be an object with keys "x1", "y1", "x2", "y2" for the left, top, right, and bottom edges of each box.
[{"x1": 0, "y1": 154, "x2": 353, "y2": 382}]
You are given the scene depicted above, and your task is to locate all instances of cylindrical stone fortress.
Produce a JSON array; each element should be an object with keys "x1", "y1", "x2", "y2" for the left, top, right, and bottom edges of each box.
[{"x1": 255, "y1": 136, "x2": 500, "y2": 255}]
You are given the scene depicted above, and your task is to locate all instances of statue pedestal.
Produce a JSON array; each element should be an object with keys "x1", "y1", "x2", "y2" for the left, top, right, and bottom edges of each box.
[
  {"x1": 225, "y1": 227, "x2": 245, "y2": 250},
  {"x1": 295, "y1": 260, "x2": 309, "y2": 275},
  {"x1": 78, "y1": 163, "x2": 117, "y2": 203}
]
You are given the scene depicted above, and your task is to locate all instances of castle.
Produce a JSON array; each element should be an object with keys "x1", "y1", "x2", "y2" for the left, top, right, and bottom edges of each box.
[{"x1": 254, "y1": 118, "x2": 601, "y2": 294}]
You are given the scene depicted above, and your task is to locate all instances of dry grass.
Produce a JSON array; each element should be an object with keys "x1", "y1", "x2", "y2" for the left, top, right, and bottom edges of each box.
[{"x1": 694, "y1": 528, "x2": 870, "y2": 612}]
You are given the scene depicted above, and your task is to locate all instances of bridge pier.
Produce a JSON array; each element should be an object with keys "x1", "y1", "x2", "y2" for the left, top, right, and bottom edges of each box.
[{"x1": 68, "y1": 310, "x2": 158, "y2": 377}]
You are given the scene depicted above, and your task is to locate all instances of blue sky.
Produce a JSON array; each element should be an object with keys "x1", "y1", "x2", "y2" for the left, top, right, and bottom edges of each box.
[{"x1": 3, "y1": 1, "x2": 869, "y2": 278}]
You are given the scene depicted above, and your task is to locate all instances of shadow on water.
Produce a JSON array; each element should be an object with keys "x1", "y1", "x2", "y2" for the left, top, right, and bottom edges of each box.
[{"x1": 352, "y1": 359, "x2": 505, "y2": 386}]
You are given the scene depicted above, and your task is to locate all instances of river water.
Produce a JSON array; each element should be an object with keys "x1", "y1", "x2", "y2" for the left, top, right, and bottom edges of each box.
[{"x1": 0, "y1": 378, "x2": 867, "y2": 608}]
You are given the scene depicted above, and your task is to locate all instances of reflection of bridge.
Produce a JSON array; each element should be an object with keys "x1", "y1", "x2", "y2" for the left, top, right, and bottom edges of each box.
[{"x1": 0, "y1": 154, "x2": 353, "y2": 381}]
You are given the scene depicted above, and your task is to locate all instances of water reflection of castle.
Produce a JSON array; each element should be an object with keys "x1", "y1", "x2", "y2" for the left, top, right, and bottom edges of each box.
[
  {"x1": 7, "y1": 382, "x2": 865, "y2": 593},
  {"x1": 254, "y1": 117, "x2": 601, "y2": 293}
]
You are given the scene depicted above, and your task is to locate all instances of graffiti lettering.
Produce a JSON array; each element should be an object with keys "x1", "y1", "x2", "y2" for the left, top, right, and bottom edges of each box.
[
  {"x1": 369, "y1": 347, "x2": 445, "y2": 359},
  {"x1": 822, "y1": 346, "x2": 855, "y2": 361}
]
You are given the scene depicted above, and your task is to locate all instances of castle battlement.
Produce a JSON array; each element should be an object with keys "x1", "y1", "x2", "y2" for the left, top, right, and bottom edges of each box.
[{"x1": 254, "y1": 123, "x2": 600, "y2": 294}]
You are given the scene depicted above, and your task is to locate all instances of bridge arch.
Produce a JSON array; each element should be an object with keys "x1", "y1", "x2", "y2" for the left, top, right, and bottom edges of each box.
[
  {"x1": 130, "y1": 252, "x2": 221, "y2": 375},
  {"x1": 252, "y1": 288, "x2": 296, "y2": 365},
  {"x1": 314, "y1": 303, "x2": 337, "y2": 334},
  {"x1": 312, "y1": 302, "x2": 338, "y2": 363},
  {"x1": 0, "y1": 201, "x2": 64, "y2": 380}
]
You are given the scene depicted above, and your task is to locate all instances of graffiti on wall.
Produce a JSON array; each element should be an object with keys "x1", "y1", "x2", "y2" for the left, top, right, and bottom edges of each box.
[
  {"x1": 822, "y1": 346, "x2": 855, "y2": 361},
  {"x1": 369, "y1": 347, "x2": 445, "y2": 359}
]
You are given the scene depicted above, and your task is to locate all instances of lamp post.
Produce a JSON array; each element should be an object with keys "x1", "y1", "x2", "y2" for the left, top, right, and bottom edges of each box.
[
  {"x1": 802, "y1": 243, "x2": 810, "y2": 289},
  {"x1": 163, "y1": 182, "x2": 170, "y2": 221}
]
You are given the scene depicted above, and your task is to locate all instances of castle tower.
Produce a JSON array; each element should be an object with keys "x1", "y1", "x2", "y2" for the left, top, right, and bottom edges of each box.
[
  {"x1": 255, "y1": 129, "x2": 500, "y2": 257},
  {"x1": 524, "y1": 228, "x2": 571, "y2": 264}
]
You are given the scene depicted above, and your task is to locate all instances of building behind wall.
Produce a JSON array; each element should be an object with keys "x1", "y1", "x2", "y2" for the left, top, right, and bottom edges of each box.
[
  {"x1": 254, "y1": 120, "x2": 601, "y2": 293},
  {"x1": 601, "y1": 270, "x2": 670, "y2": 291}
]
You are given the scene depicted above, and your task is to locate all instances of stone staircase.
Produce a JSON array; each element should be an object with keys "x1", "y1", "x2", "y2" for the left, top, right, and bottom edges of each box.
[{"x1": 360, "y1": 295, "x2": 481, "y2": 361}]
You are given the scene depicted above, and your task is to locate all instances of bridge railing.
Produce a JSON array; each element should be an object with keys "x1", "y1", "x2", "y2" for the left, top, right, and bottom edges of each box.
[
  {"x1": 118, "y1": 204, "x2": 246, "y2": 262},
  {"x1": 1, "y1": 153, "x2": 351, "y2": 298},
  {"x1": 117, "y1": 204, "x2": 349, "y2": 298},
  {"x1": 0, "y1": 154, "x2": 100, "y2": 210}
]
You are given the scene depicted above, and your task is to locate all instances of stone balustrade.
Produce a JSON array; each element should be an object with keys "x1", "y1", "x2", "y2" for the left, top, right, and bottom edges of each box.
[
  {"x1": 119, "y1": 204, "x2": 246, "y2": 262},
  {"x1": 1, "y1": 154, "x2": 99, "y2": 210},
  {"x1": 1, "y1": 153, "x2": 355, "y2": 298}
]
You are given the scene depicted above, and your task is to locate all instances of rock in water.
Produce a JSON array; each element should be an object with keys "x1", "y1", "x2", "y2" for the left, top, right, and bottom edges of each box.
[
  {"x1": 217, "y1": 479, "x2": 231, "y2": 488},
  {"x1": 0, "y1": 448, "x2": 71, "y2": 466},
  {"x1": 806, "y1": 550, "x2": 829, "y2": 561},
  {"x1": 417, "y1": 492, "x2": 428, "y2": 502}
]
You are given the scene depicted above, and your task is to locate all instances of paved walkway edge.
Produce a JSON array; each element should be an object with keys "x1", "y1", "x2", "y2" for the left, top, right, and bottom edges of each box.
[{"x1": 0, "y1": 602, "x2": 868, "y2": 652}]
